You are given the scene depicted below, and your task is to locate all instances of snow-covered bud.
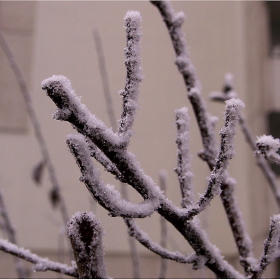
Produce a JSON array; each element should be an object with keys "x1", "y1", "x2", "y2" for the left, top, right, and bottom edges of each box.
[{"x1": 67, "y1": 212, "x2": 107, "y2": 279}]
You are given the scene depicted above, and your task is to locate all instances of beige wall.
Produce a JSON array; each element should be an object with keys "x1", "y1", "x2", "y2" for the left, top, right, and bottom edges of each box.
[{"x1": 0, "y1": 1, "x2": 278, "y2": 278}]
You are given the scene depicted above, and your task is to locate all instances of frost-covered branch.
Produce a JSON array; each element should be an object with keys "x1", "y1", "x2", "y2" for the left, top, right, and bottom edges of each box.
[
  {"x1": 251, "y1": 215, "x2": 280, "y2": 278},
  {"x1": 67, "y1": 134, "x2": 159, "y2": 218},
  {"x1": 174, "y1": 107, "x2": 194, "y2": 208},
  {"x1": 0, "y1": 29, "x2": 69, "y2": 224},
  {"x1": 42, "y1": 13, "x2": 246, "y2": 279},
  {"x1": 159, "y1": 171, "x2": 168, "y2": 278},
  {"x1": 42, "y1": 74, "x2": 244, "y2": 278},
  {"x1": 118, "y1": 11, "x2": 143, "y2": 146},
  {"x1": 256, "y1": 135, "x2": 280, "y2": 165},
  {"x1": 94, "y1": 29, "x2": 141, "y2": 278},
  {"x1": 211, "y1": 74, "x2": 280, "y2": 210},
  {"x1": 151, "y1": 2, "x2": 256, "y2": 275},
  {"x1": 67, "y1": 212, "x2": 107, "y2": 279},
  {"x1": 0, "y1": 238, "x2": 78, "y2": 277},
  {"x1": 86, "y1": 139, "x2": 126, "y2": 183},
  {"x1": 124, "y1": 218, "x2": 196, "y2": 264},
  {"x1": 183, "y1": 99, "x2": 244, "y2": 220}
]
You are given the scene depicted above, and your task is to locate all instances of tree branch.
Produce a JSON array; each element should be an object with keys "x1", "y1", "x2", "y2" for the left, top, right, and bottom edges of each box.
[
  {"x1": 0, "y1": 238, "x2": 78, "y2": 278},
  {"x1": 67, "y1": 134, "x2": 160, "y2": 218},
  {"x1": 150, "y1": 1, "x2": 256, "y2": 275},
  {"x1": 0, "y1": 29, "x2": 69, "y2": 224},
  {"x1": 118, "y1": 11, "x2": 143, "y2": 146},
  {"x1": 251, "y1": 214, "x2": 280, "y2": 278},
  {"x1": 174, "y1": 107, "x2": 194, "y2": 208}
]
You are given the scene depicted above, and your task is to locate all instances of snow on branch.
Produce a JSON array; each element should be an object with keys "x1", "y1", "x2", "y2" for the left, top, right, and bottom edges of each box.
[
  {"x1": 150, "y1": 1, "x2": 198, "y2": 91},
  {"x1": 86, "y1": 138, "x2": 126, "y2": 183},
  {"x1": 174, "y1": 107, "x2": 194, "y2": 208},
  {"x1": 0, "y1": 238, "x2": 78, "y2": 277},
  {"x1": 42, "y1": 75, "x2": 123, "y2": 151},
  {"x1": 159, "y1": 171, "x2": 168, "y2": 278},
  {"x1": 149, "y1": 6, "x2": 253, "y2": 269},
  {"x1": 42, "y1": 76, "x2": 164, "y2": 214},
  {"x1": 67, "y1": 212, "x2": 107, "y2": 279},
  {"x1": 118, "y1": 11, "x2": 143, "y2": 146},
  {"x1": 124, "y1": 218, "x2": 197, "y2": 265},
  {"x1": 42, "y1": 8, "x2": 248, "y2": 278},
  {"x1": 67, "y1": 134, "x2": 159, "y2": 218},
  {"x1": 183, "y1": 99, "x2": 244, "y2": 219},
  {"x1": 251, "y1": 215, "x2": 280, "y2": 278},
  {"x1": 256, "y1": 135, "x2": 280, "y2": 165},
  {"x1": 211, "y1": 75, "x2": 280, "y2": 211}
]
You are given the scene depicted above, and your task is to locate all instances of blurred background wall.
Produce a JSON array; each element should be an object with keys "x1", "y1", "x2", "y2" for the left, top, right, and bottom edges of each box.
[{"x1": 0, "y1": 1, "x2": 279, "y2": 278}]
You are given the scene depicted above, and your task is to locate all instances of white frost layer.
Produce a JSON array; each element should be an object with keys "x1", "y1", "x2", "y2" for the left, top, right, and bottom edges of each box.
[{"x1": 256, "y1": 135, "x2": 280, "y2": 151}]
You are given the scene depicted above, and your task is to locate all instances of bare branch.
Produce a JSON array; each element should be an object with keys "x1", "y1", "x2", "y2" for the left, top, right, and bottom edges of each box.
[
  {"x1": 0, "y1": 29, "x2": 69, "y2": 224},
  {"x1": 0, "y1": 238, "x2": 78, "y2": 278},
  {"x1": 93, "y1": 29, "x2": 118, "y2": 132},
  {"x1": 67, "y1": 212, "x2": 107, "y2": 279},
  {"x1": 0, "y1": 189, "x2": 29, "y2": 278}
]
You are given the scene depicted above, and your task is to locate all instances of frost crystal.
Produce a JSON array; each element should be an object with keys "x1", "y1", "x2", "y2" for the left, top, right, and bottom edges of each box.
[{"x1": 256, "y1": 135, "x2": 280, "y2": 164}]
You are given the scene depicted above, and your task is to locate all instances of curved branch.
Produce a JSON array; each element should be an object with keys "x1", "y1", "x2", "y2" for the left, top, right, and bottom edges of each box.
[
  {"x1": 67, "y1": 134, "x2": 160, "y2": 218},
  {"x1": 124, "y1": 218, "x2": 196, "y2": 264}
]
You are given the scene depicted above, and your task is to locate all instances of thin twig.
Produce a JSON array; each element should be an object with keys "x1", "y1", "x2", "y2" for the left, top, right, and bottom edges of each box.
[
  {"x1": 0, "y1": 238, "x2": 78, "y2": 278},
  {"x1": 124, "y1": 218, "x2": 196, "y2": 264},
  {"x1": 251, "y1": 215, "x2": 280, "y2": 278},
  {"x1": 92, "y1": 29, "x2": 117, "y2": 132},
  {"x1": 0, "y1": 29, "x2": 69, "y2": 226},
  {"x1": 159, "y1": 171, "x2": 168, "y2": 278},
  {"x1": 121, "y1": 183, "x2": 141, "y2": 278},
  {"x1": 0, "y1": 189, "x2": 29, "y2": 278}
]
